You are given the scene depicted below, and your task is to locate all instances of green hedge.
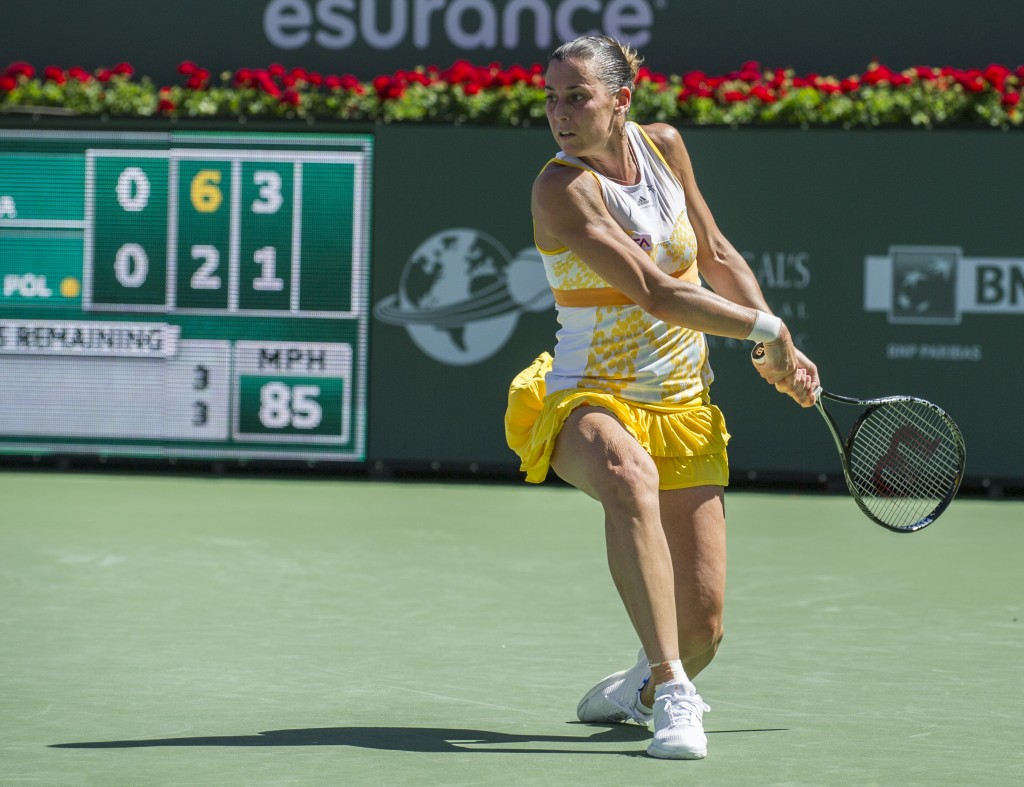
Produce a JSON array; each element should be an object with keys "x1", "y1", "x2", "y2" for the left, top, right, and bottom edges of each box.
[{"x1": 2, "y1": 60, "x2": 1021, "y2": 129}]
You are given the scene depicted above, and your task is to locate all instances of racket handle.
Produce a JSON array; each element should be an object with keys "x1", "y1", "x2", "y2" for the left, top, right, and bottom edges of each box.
[{"x1": 751, "y1": 342, "x2": 766, "y2": 365}]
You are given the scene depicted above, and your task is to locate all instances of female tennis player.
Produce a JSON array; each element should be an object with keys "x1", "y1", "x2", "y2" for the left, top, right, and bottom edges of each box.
[{"x1": 504, "y1": 35, "x2": 819, "y2": 760}]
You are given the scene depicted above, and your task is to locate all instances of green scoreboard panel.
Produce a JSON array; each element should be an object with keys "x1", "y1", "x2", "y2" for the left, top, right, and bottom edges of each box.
[{"x1": 0, "y1": 129, "x2": 371, "y2": 462}]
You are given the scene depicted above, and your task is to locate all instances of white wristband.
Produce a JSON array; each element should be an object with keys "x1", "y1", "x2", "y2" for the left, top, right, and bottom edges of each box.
[{"x1": 746, "y1": 310, "x2": 782, "y2": 344}]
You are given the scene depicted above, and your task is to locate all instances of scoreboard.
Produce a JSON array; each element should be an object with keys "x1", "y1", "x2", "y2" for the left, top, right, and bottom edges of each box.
[{"x1": 0, "y1": 129, "x2": 371, "y2": 462}]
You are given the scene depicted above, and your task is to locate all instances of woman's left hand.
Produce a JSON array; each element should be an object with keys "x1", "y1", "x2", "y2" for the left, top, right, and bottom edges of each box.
[{"x1": 773, "y1": 349, "x2": 820, "y2": 408}]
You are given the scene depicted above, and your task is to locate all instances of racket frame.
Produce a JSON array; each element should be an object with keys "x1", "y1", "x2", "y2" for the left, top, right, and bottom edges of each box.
[
  {"x1": 750, "y1": 341, "x2": 966, "y2": 532},
  {"x1": 814, "y1": 390, "x2": 966, "y2": 533}
]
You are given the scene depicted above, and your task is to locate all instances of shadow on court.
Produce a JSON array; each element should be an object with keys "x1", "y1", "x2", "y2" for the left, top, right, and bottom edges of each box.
[{"x1": 51, "y1": 724, "x2": 785, "y2": 755}]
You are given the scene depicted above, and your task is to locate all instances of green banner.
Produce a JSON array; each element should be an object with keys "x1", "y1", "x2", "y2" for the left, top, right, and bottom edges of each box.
[{"x1": 368, "y1": 125, "x2": 1022, "y2": 486}]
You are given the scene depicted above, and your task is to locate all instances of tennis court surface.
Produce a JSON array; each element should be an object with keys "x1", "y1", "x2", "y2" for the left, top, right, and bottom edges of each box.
[{"x1": 2, "y1": 471, "x2": 1021, "y2": 785}]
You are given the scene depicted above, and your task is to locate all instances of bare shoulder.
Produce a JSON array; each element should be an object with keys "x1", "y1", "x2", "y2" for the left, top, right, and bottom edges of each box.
[
  {"x1": 638, "y1": 122, "x2": 686, "y2": 155},
  {"x1": 532, "y1": 161, "x2": 600, "y2": 213},
  {"x1": 637, "y1": 122, "x2": 696, "y2": 183},
  {"x1": 532, "y1": 161, "x2": 610, "y2": 249}
]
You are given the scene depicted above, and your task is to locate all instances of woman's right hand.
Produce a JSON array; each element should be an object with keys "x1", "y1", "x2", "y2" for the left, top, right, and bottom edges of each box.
[
  {"x1": 752, "y1": 339, "x2": 819, "y2": 408},
  {"x1": 751, "y1": 327, "x2": 797, "y2": 386}
]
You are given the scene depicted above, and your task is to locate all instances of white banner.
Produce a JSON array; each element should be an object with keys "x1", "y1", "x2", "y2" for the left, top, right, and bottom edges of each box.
[
  {"x1": 0, "y1": 320, "x2": 180, "y2": 357},
  {"x1": 864, "y1": 246, "x2": 1024, "y2": 324}
]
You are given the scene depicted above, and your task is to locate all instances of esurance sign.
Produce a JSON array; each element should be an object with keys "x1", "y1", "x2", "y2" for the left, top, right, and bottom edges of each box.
[{"x1": 263, "y1": 0, "x2": 664, "y2": 52}]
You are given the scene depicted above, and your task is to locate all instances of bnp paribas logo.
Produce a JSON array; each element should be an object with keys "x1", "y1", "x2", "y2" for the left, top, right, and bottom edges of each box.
[{"x1": 864, "y1": 245, "x2": 1024, "y2": 324}]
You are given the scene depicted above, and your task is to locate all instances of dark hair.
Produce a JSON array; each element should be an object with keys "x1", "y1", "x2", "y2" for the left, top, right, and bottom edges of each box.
[{"x1": 549, "y1": 35, "x2": 644, "y2": 93}]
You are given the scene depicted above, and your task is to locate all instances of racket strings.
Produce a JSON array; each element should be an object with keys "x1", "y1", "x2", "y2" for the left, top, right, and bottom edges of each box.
[{"x1": 845, "y1": 401, "x2": 963, "y2": 530}]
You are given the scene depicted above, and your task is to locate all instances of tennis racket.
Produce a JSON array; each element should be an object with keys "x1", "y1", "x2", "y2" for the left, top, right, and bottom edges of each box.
[{"x1": 752, "y1": 342, "x2": 966, "y2": 532}]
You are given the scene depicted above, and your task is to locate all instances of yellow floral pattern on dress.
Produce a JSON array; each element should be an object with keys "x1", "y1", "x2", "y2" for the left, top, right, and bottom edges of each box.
[{"x1": 546, "y1": 250, "x2": 608, "y2": 290}]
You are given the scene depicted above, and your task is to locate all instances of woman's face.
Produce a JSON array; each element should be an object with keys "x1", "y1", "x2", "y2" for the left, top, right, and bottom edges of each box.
[{"x1": 544, "y1": 58, "x2": 626, "y2": 158}]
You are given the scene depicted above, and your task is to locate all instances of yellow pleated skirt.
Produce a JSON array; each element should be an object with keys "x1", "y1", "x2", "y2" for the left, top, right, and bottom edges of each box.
[{"x1": 504, "y1": 352, "x2": 731, "y2": 489}]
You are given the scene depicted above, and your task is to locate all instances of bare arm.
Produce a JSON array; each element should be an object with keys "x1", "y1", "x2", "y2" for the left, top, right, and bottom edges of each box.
[
  {"x1": 638, "y1": 125, "x2": 820, "y2": 405},
  {"x1": 531, "y1": 162, "x2": 775, "y2": 342},
  {"x1": 642, "y1": 123, "x2": 770, "y2": 310}
]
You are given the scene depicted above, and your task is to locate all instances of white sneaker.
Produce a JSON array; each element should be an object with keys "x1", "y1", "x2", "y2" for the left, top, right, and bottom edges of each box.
[
  {"x1": 576, "y1": 648, "x2": 652, "y2": 726},
  {"x1": 646, "y1": 681, "x2": 710, "y2": 759}
]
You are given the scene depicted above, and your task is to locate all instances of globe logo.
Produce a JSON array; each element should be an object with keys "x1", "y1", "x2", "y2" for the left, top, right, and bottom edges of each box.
[
  {"x1": 891, "y1": 247, "x2": 958, "y2": 322},
  {"x1": 374, "y1": 228, "x2": 554, "y2": 365}
]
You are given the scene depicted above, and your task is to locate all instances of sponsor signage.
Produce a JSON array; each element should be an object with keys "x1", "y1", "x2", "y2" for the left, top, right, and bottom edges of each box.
[{"x1": 2, "y1": 2, "x2": 1021, "y2": 85}]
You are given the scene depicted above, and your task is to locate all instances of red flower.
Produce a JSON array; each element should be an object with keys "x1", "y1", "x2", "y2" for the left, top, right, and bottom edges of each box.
[
  {"x1": 464, "y1": 82, "x2": 481, "y2": 95},
  {"x1": 722, "y1": 90, "x2": 748, "y2": 103},
  {"x1": 281, "y1": 89, "x2": 301, "y2": 106},
  {"x1": 984, "y1": 64, "x2": 1010, "y2": 90},
  {"x1": 67, "y1": 66, "x2": 91, "y2": 83},
  {"x1": 732, "y1": 62, "x2": 762, "y2": 84},
  {"x1": 178, "y1": 61, "x2": 199, "y2": 76},
  {"x1": 863, "y1": 64, "x2": 898, "y2": 86},
  {"x1": 442, "y1": 60, "x2": 476, "y2": 85},
  {"x1": 373, "y1": 75, "x2": 405, "y2": 100},
  {"x1": 494, "y1": 69, "x2": 514, "y2": 87},
  {"x1": 112, "y1": 62, "x2": 133, "y2": 77},
  {"x1": 185, "y1": 69, "x2": 210, "y2": 90},
  {"x1": 260, "y1": 75, "x2": 281, "y2": 98},
  {"x1": 44, "y1": 66, "x2": 66, "y2": 84},
  {"x1": 505, "y1": 65, "x2": 531, "y2": 85},
  {"x1": 682, "y1": 70, "x2": 707, "y2": 90},
  {"x1": 326, "y1": 74, "x2": 362, "y2": 93},
  {"x1": 5, "y1": 61, "x2": 35, "y2": 79},
  {"x1": 637, "y1": 66, "x2": 668, "y2": 85},
  {"x1": 955, "y1": 69, "x2": 986, "y2": 93},
  {"x1": 158, "y1": 97, "x2": 175, "y2": 113},
  {"x1": 840, "y1": 77, "x2": 860, "y2": 93},
  {"x1": 1002, "y1": 91, "x2": 1020, "y2": 108},
  {"x1": 751, "y1": 85, "x2": 776, "y2": 103},
  {"x1": 0, "y1": 75, "x2": 16, "y2": 92}
]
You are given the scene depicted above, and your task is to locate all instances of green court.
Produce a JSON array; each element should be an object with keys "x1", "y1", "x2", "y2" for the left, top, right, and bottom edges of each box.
[{"x1": 1, "y1": 471, "x2": 1021, "y2": 786}]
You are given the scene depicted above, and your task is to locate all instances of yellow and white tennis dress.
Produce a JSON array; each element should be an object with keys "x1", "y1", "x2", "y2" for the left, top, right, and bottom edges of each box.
[{"x1": 505, "y1": 122, "x2": 730, "y2": 489}]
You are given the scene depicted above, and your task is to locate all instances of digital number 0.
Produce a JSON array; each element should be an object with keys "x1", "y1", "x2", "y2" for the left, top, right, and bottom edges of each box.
[
  {"x1": 114, "y1": 243, "x2": 149, "y2": 288},
  {"x1": 116, "y1": 167, "x2": 151, "y2": 212}
]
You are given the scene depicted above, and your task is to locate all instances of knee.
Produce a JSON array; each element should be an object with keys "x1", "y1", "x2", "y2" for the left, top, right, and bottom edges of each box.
[{"x1": 597, "y1": 448, "x2": 661, "y2": 514}]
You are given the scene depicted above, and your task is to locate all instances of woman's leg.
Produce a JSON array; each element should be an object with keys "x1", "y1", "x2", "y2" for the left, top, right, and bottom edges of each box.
[
  {"x1": 549, "y1": 406, "x2": 680, "y2": 667},
  {"x1": 662, "y1": 485, "x2": 727, "y2": 678}
]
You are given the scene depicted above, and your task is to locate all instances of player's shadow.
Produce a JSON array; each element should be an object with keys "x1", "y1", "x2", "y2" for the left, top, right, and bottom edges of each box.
[{"x1": 51, "y1": 724, "x2": 784, "y2": 755}]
